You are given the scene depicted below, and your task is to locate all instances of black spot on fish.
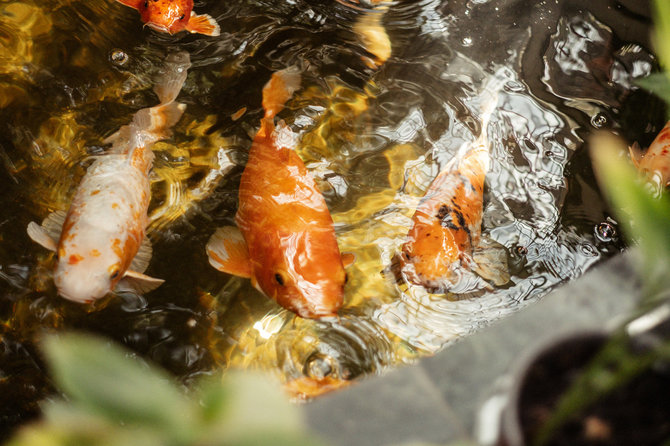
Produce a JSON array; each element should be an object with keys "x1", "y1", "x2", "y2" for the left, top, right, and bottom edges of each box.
[
  {"x1": 441, "y1": 219, "x2": 459, "y2": 230},
  {"x1": 436, "y1": 205, "x2": 450, "y2": 220},
  {"x1": 454, "y1": 209, "x2": 467, "y2": 228}
]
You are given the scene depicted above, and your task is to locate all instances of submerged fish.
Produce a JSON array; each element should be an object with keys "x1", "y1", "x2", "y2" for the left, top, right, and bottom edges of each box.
[
  {"x1": 206, "y1": 69, "x2": 352, "y2": 319},
  {"x1": 27, "y1": 52, "x2": 191, "y2": 303},
  {"x1": 398, "y1": 77, "x2": 510, "y2": 292},
  {"x1": 115, "y1": 0, "x2": 220, "y2": 36},
  {"x1": 629, "y1": 120, "x2": 670, "y2": 196}
]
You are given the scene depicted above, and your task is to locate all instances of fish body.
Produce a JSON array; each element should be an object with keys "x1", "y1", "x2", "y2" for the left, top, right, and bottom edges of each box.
[
  {"x1": 399, "y1": 80, "x2": 509, "y2": 292},
  {"x1": 207, "y1": 70, "x2": 350, "y2": 319},
  {"x1": 629, "y1": 120, "x2": 670, "y2": 195},
  {"x1": 115, "y1": 0, "x2": 220, "y2": 36},
  {"x1": 27, "y1": 52, "x2": 191, "y2": 303}
]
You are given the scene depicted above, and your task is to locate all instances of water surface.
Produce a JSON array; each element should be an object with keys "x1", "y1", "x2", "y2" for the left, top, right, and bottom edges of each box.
[{"x1": 0, "y1": 0, "x2": 661, "y2": 437}]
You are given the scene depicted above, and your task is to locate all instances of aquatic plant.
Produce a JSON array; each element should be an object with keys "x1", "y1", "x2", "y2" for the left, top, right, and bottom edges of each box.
[{"x1": 6, "y1": 333, "x2": 324, "y2": 446}]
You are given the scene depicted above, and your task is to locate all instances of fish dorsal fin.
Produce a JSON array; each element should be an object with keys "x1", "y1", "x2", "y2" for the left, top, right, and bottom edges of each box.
[
  {"x1": 206, "y1": 226, "x2": 252, "y2": 279},
  {"x1": 117, "y1": 270, "x2": 165, "y2": 295},
  {"x1": 115, "y1": 0, "x2": 143, "y2": 10},
  {"x1": 341, "y1": 253, "x2": 355, "y2": 268},
  {"x1": 27, "y1": 222, "x2": 57, "y2": 252},
  {"x1": 129, "y1": 236, "x2": 152, "y2": 274},
  {"x1": 42, "y1": 210, "x2": 67, "y2": 241},
  {"x1": 185, "y1": 12, "x2": 221, "y2": 36}
]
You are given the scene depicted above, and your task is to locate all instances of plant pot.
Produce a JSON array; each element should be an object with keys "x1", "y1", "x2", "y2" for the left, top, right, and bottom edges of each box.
[{"x1": 497, "y1": 328, "x2": 670, "y2": 446}]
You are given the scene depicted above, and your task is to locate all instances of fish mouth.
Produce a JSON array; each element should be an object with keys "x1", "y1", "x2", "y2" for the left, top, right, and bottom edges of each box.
[
  {"x1": 146, "y1": 22, "x2": 172, "y2": 34},
  {"x1": 58, "y1": 289, "x2": 95, "y2": 304}
]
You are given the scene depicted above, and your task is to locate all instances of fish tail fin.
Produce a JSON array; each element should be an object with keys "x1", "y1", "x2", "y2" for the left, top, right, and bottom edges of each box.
[
  {"x1": 105, "y1": 52, "x2": 190, "y2": 151},
  {"x1": 262, "y1": 67, "x2": 301, "y2": 119},
  {"x1": 478, "y1": 68, "x2": 508, "y2": 132},
  {"x1": 115, "y1": 0, "x2": 143, "y2": 10},
  {"x1": 153, "y1": 51, "x2": 191, "y2": 105},
  {"x1": 457, "y1": 68, "x2": 509, "y2": 176}
]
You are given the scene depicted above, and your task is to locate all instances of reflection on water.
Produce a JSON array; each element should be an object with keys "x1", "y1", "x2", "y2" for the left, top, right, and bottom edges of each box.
[{"x1": 0, "y1": 0, "x2": 660, "y2": 435}]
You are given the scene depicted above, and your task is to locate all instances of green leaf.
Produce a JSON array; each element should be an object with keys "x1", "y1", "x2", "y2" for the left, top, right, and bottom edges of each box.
[
  {"x1": 636, "y1": 73, "x2": 670, "y2": 113},
  {"x1": 590, "y1": 132, "x2": 670, "y2": 301},
  {"x1": 199, "y1": 371, "x2": 326, "y2": 446},
  {"x1": 653, "y1": 0, "x2": 670, "y2": 68},
  {"x1": 41, "y1": 333, "x2": 195, "y2": 439}
]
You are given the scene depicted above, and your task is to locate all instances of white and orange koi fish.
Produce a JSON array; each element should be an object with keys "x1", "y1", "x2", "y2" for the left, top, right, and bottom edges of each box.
[
  {"x1": 398, "y1": 74, "x2": 510, "y2": 293},
  {"x1": 27, "y1": 52, "x2": 191, "y2": 303}
]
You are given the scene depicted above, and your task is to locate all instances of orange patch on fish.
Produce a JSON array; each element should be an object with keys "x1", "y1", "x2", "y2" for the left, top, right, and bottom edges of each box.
[
  {"x1": 68, "y1": 253, "x2": 84, "y2": 265},
  {"x1": 629, "y1": 120, "x2": 670, "y2": 194},
  {"x1": 284, "y1": 376, "x2": 352, "y2": 400},
  {"x1": 90, "y1": 249, "x2": 101, "y2": 257}
]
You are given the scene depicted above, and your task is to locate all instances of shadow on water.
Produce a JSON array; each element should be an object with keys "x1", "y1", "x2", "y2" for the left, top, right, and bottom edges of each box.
[{"x1": 0, "y1": 0, "x2": 662, "y2": 438}]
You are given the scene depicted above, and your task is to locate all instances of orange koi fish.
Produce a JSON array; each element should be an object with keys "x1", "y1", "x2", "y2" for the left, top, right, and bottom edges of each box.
[
  {"x1": 629, "y1": 120, "x2": 670, "y2": 195},
  {"x1": 27, "y1": 52, "x2": 191, "y2": 303},
  {"x1": 206, "y1": 69, "x2": 352, "y2": 319},
  {"x1": 398, "y1": 78, "x2": 510, "y2": 292},
  {"x1": 115, "y1": 0, "x2": 220, "y2": 36}
]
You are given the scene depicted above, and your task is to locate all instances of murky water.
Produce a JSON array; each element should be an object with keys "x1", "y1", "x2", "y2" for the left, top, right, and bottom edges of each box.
[{"x1": 0, "y1": 0, "x2": 661, "y2": 437}]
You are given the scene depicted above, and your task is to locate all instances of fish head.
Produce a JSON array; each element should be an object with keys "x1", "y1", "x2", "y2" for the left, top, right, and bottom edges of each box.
[
  {"x1": 54, "y1": 225, "x2": 137, "y2": 303},
  {"x1": 138, "y1": 0, "x2": 192, "y2": 34},
  {"x1": 253, "y1": 231, "x2": 346, "y2": 319},
  {"x1": 399, "y1": 216, "x2": 462, "y2": 289}
]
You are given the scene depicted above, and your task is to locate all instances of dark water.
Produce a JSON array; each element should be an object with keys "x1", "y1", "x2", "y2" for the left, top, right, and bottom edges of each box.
[{"x1": 0, "y1": 0, "x2": 661, "y2": 438}]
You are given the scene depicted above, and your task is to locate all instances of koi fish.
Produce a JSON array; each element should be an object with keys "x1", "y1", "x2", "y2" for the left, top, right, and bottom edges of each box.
[
  {"x1": 398, "y1": 76, "x2": 510, "y2": 292},
  {"x1": 284, "y1": 375, "x2": 352, "y2": 400},
  {"x1": 206, "y1": 69, "x2": 352, "y2": 319},
  {"x1": 27, "y1": 52, "x2": 191, "y2": 303},
  {"x1": 629, "y1": 120, "x2": 670, "y2": 196},
  {"x1": 115, "y1": 0, "x2": 220, "y2": 36}
]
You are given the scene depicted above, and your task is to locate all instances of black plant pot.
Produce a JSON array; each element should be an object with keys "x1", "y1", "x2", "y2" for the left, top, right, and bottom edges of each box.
[{"x1": 498, "y1": 330, "x2": 670, "y2": 446}]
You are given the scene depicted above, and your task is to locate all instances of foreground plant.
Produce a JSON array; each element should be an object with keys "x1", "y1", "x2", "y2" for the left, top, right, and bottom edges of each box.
[{"x1": 7, "y1": 333, "x2": 324, "y2": 446}]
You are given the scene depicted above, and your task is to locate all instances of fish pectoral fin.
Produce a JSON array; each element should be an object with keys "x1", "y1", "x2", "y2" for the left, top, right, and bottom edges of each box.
[
  {"x1": 117, "y1": 270, "x2": 165, "y2": 294},
  {"x1": 26, "y1": 210, "x2": 67, "y2": 252},
  {"x1": 115, "y1": 0, "x2": 143, "y2": 10},
  {"x1": 628, "y1": 141, "x2": 644, "y2": 169},
  {"x1": 26, "y1": 222, "x2": 58, "y2": 252},
  {"x1": 206, "y1": 226, "x2": 252, "y2": 279},
  {"x1": 185, "y1": 12, "x2": 221, "y2": 36},
  {"x1": 42, "y1": 210, "x2": 67, "y2": 240},
  {"x1": 341, "y1": 252, "x2": 355, "y2": 268},
  {"x1": 129, "y1": 236, "x2": 152, "y2": 274},
  {"x1": 470, "y1": 237, "x2": 510, "y2": 287}
]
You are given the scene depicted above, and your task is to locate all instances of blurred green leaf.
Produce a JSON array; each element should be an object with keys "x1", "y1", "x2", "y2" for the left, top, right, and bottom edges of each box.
[
  {"x1": 201, "y1": 371, "x2": 325, "y2": 446},
  {"x1": 590, "y1": 132, "x2": 670, "y2": 300},
  {"x1": 9, "y1": 334, "x2": 326, "y2": 446},
  {"x1": 41, "y1": 333, "x2": 195, "y2": 440},
  {"x1": 653, "y1": 0, "x2": 670, "y2": 68},
  {"x1": 637, "y1": 73, "x2": 670, "y2": 118}
]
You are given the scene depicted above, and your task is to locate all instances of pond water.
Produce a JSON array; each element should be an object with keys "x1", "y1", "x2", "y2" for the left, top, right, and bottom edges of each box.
[{"x1": 0, "y1": 0, "x2": 661, "y2": 437}]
